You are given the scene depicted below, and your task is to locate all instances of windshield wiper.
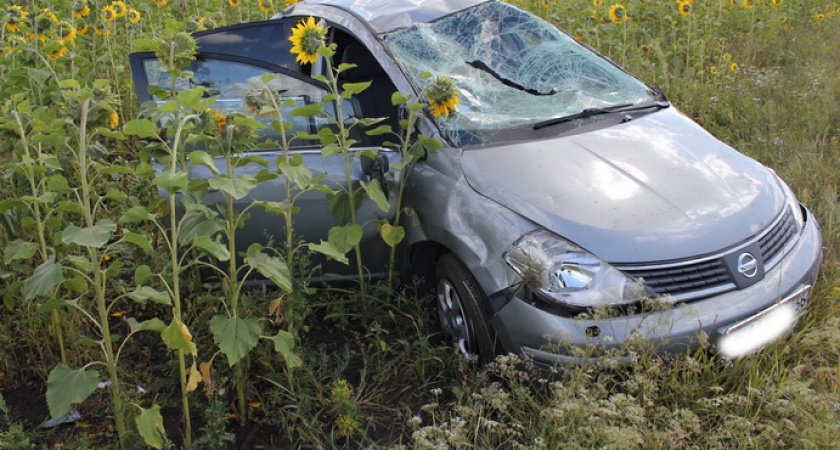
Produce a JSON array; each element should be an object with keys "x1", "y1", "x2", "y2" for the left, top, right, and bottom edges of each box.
[
  {"x1": 532, "y1": 100, "x2": 669, "y2": 130},
  {"x1": 468, "y1": 60, "x2": 556, "y2": 96}
]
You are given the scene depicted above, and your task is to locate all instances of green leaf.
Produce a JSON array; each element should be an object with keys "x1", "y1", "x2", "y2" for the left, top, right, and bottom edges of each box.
[
  {"x1": 244, "y1": 253, "x2": 292, "y2": 293},
  {"x1": 341, "y1": 81, "x2": 371, "y2": 96},
  {"x1": 179, "y1": 208, "x2": 223, "y2": 245},
  {"x1": 153, "y1": 172, "x2": 189, "y2": 194},
  {"x1": 209, "y1": 316, "x2": 261, "y2": 367},
  {"x1": 126, "y1": 317, "x2": 166, "y2": 334},
  {"x1": 391, "y1": 91, "x2": 409, "y2": 105},
  {"x1": 46, "y1": 364, "x2": 100, "y2": 419},
  {"x1": 379, "y1": 224, "x2": 405, "y2": 248},
  {"x1": 123, "y1": 119, "x2": 159, "y2": 139},
  {"x1": 61, "y1": 224, "x2": 113, "y2": 248},
  {"x1": 4, "y1": 240, "x2": 39, "y2": 264},
  {"x1": 362, "y1": 180, "x2": 391, "y2": 213},
  {"x1": 321, "y1": 143, "x2": 342, "y2": 157},
  {"x1": 328, "y1": 224, "x2": 363, "y2": 254},
  {"x1": 290, "y1": 103, "x2": 324, "y2": 117},
  {"x1": 123, "y1": 231, "x2": 153, "y2": 253},
  {"x1": 187, "y1": 151, "x2": 220, "y2": 175},
  {"x1": 135, "y1": 404, "x2": 166, "y2": 449},
  {"x1": 161, "y1": 318, "x2": 197, "y2": 356},
  {"x1": 266, "y1": 330, "x2": 302, "y2": 369},
  {"x1": 193, "y1": 235, "x2": 231, "y2": 261},
  {"x1": 307, "y1": 241, "x2": 349, "y2": 265},
  {"x1": 105, "y1": 190, "x2": 128, "y2": 203},
  {"x1": 277, "y1": 156, "x2": 313, "y2": 188},
  {"x1": 36, "y1": 297, "x2": 68, "y2": 314},
  {"x1": 326, "y1": 191, "x2": 361, "y2": 225},
  {"x1": 134, "y1": 265, "x2": 154, "y2": 285},
  {"x1": 24, "y1": 258, "x2": 63, "y2": 300},
  {"x1": 365, "y1": 125, "x2": 392, "y2": 136},
  {"x1": 67, "y1": 255, "x2": 93, "y2": 272},
  {"x1": 119, "y1": 206, "x2": 156, "y2": 224},
  {"x1": 234, "y1": 115, "x2": 267, "y2": 129},
  {"x1": 208, "y1": 175, "x2": 257, "y2": 200},
  {"x1": 176, "y1": 87, "x2": 207, "y2": 111},
  {"x1": 127, "y1": 286, "x2": 171, "y2": 305}
]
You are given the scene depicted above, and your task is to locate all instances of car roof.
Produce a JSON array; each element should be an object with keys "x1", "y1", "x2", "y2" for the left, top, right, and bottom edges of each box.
[{"x1": 281, "y1": 0, "x2": 487, "y2": 34}]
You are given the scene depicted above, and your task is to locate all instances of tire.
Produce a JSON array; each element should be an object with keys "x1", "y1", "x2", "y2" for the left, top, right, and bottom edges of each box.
[{"x1": 435, "y1": 253, "x2": 498, "y2": 361}]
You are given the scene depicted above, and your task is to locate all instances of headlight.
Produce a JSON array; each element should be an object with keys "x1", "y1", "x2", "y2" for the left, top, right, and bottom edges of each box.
[{"x1": 503, "y1": 230, "x2": 647, "y2": 310}]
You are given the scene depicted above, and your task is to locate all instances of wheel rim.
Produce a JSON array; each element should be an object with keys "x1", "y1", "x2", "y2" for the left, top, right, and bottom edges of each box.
[{"x1": 436, "y1": 279, "x2": 474, "y2": 356}]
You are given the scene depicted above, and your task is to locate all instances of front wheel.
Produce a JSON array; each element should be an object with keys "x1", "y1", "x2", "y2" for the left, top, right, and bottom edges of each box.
[{"x1": 435, "y1": 253, "x2": 497, "y2": 361}]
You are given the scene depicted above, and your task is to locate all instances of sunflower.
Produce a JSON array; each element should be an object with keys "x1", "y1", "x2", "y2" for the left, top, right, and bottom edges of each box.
[
  {"x1": 679, "y1": 2, "x2": 691, "y2": 16},
  {"x1": 608, "y1": 4, "x2": 627, "y2": 24},
  {"x1": 127, "y1": 8, "x2": 141, "y2": 23},
  {"x1": 77, "y1": 23, "x2": 89, "y2": 34},
  {"x1": 110, "y1": 1, "x2": 127, "y2": 18},
  {"x1": 709, "y1": 66, "x2": 717, "y2": 75},
  {"x1": 742, "y1": 0, "x2": 755, "y2": 9},
  {"x1": 729, "y1": 62, "x2": 739, "y2": 72},
  {"x1": 5, "y1": 35, "x2": 25, "y2": 54},
  {"x1": 56, "y1": 21, "x2": 77, "y2": 42},
  {"x1": 721, "y1": 52, "x2": 732, "y2": 62},
  {"x1": 814, "y1": 13, "x2": 825, "y2": 20},
  {"x1": 48, "y1": 42, "x2": 68, "y2": 60},
  {"x1": 72, "y1": 2, "x2": 91, "y2": 18},
  {"x1": 426, "y1": 76, "x2": 460, "y2": 119},
  {"x1": 592, "y1": 0, "x2": 603, "y2": 5},
  {"x1": 215, "y1": 112, "x2": 228, "y2": 134},
  {"x1": 94, "y1": 26, "x2": 110, "y2": 35},
  {"x1": 770, "y1": 0, "x2": 783, "y2": 6},
  {"x1": 152, "y1": 0, "x2": 167, "y2": 6},
  {"x1": 4, "y1": 6, "x2": 29, "y2": 33},
  {"x1": 228, "y1": 0, "x2": 242, "y2": 6},
  {"x1": 101, "y1": 5, "x2": 116, "y2": 22},
  {"x1": 258, "y1": 0, "x2": 273, "y2": 13},
  {"x1": 289, "y1": 16, "x2": 326, "y2": 65},
  {"x1": 108, "y1": 111, "x2": 120, "y2": 129},
  {"x1": 778, "y1": 16, "x2": 788, "y2": 23}
]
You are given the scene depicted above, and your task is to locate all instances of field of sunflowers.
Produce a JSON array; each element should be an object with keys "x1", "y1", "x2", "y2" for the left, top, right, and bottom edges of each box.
[{"x1": 1, "y1": 0, "x2": 838, "y2": 448}]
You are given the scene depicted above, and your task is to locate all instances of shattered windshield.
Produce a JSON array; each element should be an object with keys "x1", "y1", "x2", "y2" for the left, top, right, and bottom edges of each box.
[{"x1": 382, "y1": 1, "x2": 658, "y2": 146}]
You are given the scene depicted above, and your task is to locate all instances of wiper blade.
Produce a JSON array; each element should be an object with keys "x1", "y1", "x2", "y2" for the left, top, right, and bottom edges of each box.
[{"x1": 532, "y1": 100, "x2": 669, "y2": 130}]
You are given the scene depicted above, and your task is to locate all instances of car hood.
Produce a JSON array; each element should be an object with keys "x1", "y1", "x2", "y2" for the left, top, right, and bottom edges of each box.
[{"x1": 460, "y1": 108, "x2": 786, "y2": 263}]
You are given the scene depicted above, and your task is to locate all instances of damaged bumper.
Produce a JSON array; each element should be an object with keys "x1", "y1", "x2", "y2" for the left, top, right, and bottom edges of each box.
[{"x1": 490, "y1": 209, "x2": 823, "y2": 364}]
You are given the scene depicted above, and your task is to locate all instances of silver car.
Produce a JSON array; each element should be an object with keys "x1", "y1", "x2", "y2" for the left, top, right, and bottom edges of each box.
[{"x1": 129, "y1": 0, "x2": 822, "y2": 363}]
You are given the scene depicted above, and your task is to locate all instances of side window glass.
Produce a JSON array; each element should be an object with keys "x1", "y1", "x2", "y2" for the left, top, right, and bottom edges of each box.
[{"x1": 143, "y1": 58, "x2": 361, "y2": 149}]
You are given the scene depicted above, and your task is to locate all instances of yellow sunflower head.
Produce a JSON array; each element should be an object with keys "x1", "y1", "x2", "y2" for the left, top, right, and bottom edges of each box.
[
  {"x1": 228, "y1": 0, "x2": 242, "y2": 6},
  {"x1": 426, "y1": 76, "x2": 460, "y2": 119},
  {"x1": 259, "y1": 0, "x2": 273, "y2": 13},
  {"x1": 709, "y1": 66, "x2": 717, "y2": 75},
  {"x1": 4, "y1": 6, "x2": 29, "y2": 33},
  {"x1": 72, "y1": 2, "x2": 90, "y2": 18},
  {"x1": 127, "y1": 8, "x2": 141, "y2": 23},
  {"x1": 729, "y1": 62, "x2": 739, "y2": 72},
  {"x1": 5, "y1": 35, "x2": 26, "y2": 55},
  {"x1": 101, "y1": 5, "x2": 116, "y2": 22},
  {"x1": 48, "y1": 42, "x2": 68, "y2": 60},
  {"x1": 110, "y1": 1, "x2": 127, "y2": 18},
  {"x1": 56, "y1": 21, "x2": 77, "y2": 42},
  {"x1": 608, "y1": 4, "x2": 627, "y2": 24},
  {"x1": 743, "y1": 0, "x2": 755, "y2": 9},
  {"x1": 771, "y1": 0, "x2": 783, "y2": 6},
  {"x1": 152, "y1": 0, "x2": 168, "y2": 6},
  {"x1": 289, "y1": 16, "x2": 327, "y2": 65},
  {"x1": 593, "y1": 0, "x2": 603, "y2": 6},
  {"x1": 679, "y1": 2, "x2": 691, "y2": 16},
  {"x1": 108, "y1": 111, "x2": 120, "y2": 129}
]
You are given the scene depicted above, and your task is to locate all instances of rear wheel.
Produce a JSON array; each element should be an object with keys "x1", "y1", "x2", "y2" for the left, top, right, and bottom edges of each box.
[{"x1": 435, "y1": 253, "x2": 497, "y2": 361}]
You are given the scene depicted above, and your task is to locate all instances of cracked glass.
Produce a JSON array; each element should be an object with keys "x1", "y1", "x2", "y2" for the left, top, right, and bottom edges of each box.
[{"x1": 383, "y1": 1, "x2": 658, "y2": 146}]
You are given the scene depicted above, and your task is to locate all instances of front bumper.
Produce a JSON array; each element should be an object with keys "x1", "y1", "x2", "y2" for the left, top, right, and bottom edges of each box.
[{"x1": 490, "y1": 209, "x2": 823, "y2": 365}]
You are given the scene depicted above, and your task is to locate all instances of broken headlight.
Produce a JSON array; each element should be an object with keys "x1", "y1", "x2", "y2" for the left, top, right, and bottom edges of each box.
[{"x1": 503, "y1": 230, "x2": 646, "y2": 310}]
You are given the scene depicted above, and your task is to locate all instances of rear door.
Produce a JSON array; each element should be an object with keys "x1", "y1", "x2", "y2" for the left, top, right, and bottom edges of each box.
[{"x1": 129, "y1": 19, "x2": 400, "y2": 281}]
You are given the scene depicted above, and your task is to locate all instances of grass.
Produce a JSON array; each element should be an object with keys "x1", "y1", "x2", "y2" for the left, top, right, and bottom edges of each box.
[{"x1": 1, "y1": 0, "x2": 839, "y2": 448}]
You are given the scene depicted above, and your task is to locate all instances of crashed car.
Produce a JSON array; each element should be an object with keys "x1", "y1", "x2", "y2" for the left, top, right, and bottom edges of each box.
[{"x1": 129, "y1": 0, "x2": 822, "y2": 363}]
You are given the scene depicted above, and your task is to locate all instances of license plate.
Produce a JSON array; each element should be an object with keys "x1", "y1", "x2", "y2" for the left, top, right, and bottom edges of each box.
[{"x1": 717, "y1": 285, "x2": 811, "y2": 358}]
